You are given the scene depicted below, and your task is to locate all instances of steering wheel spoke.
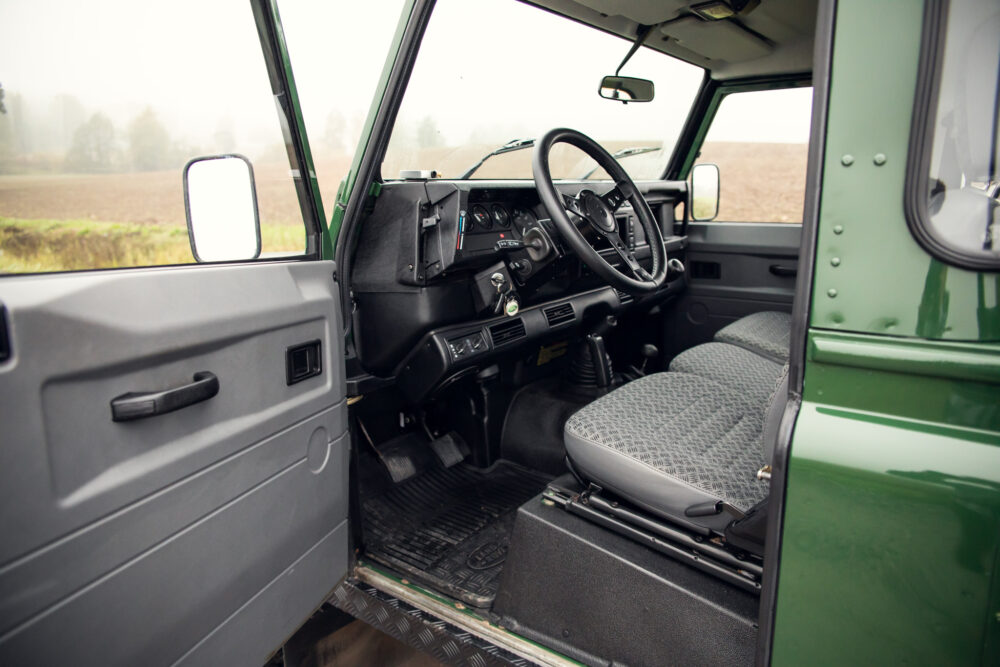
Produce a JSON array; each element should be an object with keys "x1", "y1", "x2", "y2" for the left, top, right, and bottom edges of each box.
[
  {"x1": 601, "y1": 185, "x2": 626, "y2": 212},
  {"x1": 605, "y1": 231, "x2": 650, "y2": 281},
  {"x1": 562, "y1": 192, "x2": 584, "y2": 216}
]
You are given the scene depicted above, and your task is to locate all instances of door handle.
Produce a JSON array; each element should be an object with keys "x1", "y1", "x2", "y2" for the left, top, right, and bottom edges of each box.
[
  {"x1": 769, "y1": 264, "x2": 797, "y2": 277},
  {"x1": 111, "y1": 371, "x2": 219, "y2": 422}
]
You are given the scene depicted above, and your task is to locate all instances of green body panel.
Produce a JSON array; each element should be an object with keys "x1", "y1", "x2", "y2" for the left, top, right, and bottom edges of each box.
[
  {"x1": 808, "y1": 0, "x2": 999, "y2": 342},
  {"x1": 776, "y1": 0, "x2": 1000, "y2": 662},
  {"x1": 325, "y1": 0, "x2": 417, "y2": 255},
  {"x1": 774, "y1": 355, "x2": 1000, "y2": 663}
]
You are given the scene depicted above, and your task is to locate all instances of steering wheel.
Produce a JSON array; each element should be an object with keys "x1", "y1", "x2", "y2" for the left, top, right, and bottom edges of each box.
[{"x1": 533, "y1": 128, "x2": 668, "y2": 293}]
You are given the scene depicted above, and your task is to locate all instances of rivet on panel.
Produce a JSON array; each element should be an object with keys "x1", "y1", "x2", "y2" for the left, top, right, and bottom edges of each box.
[
  {"x1": 873, "y1": 153, "x2": 887, "y2": 166},
  {"x1": 831, "y1": 257, "x2": 841, "y2": 267},
  {"x1": 833, "y1": 225, "x2": 844, "y2": 235},
  {"x1": 827, "y1": 288, "x2": 838, "y2": 298},
  {"x1": 841, "y1": 154, "x2": 854, "y2": 166}
]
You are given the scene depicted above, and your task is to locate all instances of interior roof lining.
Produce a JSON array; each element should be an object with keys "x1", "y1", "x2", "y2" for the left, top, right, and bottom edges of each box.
[{"x1": 521, "y1": 0, "x2": 818, "y2": 80}]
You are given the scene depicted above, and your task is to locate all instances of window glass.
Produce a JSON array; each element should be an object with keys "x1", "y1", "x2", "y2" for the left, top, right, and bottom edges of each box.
[
  {"x1": 920, "y1": 0, "x2": 999, "y2": 264},
  {"x1": 277, "y1": 0, "x2": 409, "y2": 212},
  {"x1": 695, "y1": 87, "x2": 812, "y2": 223},
  {"x1": 0, "y1": 0, "x2": 305, "y2": 274},
  {"x1": 381, "y1": 0, "x2": 704, "y2": 181}
]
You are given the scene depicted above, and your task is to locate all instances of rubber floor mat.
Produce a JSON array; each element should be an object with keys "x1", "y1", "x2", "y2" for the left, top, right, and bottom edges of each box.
[{"x1": 362, "y1": 461, "x2": 551, "y2": 607}]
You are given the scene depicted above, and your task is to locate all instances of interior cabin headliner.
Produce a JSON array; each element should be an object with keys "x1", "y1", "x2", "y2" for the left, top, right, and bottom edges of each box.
[{"x1": 527, "y1": 0, "x2": 818, "y2": 79}]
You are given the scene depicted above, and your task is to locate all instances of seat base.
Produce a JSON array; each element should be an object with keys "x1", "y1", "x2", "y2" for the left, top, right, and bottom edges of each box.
[{"x1": 564, "y1": 372, "x2": 768, "y2": 533}]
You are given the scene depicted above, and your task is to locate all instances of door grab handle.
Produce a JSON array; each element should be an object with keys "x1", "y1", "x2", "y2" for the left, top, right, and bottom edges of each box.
[
  {"x1": 769, "y1": 264, "x2": 797, "y2": 277},
  {"x1": 111, "y1": 371, "x2": 219, "y2": 422}
]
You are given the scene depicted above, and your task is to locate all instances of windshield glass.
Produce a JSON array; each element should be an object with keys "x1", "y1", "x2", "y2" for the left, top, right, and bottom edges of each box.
[{"x1": 382, "y1": 0, "x2": 703, "y2": 181}]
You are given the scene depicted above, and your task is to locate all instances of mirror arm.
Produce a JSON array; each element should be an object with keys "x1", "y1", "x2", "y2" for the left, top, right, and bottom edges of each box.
[{"x1": 614, "y1": 24, "x2": 653, "y2": 76}]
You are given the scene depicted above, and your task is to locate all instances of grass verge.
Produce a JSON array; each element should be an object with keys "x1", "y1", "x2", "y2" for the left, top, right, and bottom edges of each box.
[{"x1": 0, "y1": 217, "x2": 305, "y2": 273}]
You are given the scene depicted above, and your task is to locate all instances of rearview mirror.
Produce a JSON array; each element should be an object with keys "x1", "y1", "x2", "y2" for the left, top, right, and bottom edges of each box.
[
  {"x1": 599, "y1": 75, "x2": 655, "y2": 103},
  {"x1": 690, "y1": 163, "x2": 720, "y2": 221},
  {"x1": 184, "y1": 154, "x2": 261, "y2": 262}
]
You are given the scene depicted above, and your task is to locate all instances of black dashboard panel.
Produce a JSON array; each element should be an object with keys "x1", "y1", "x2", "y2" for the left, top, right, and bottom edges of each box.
[{"x1": 351, "y1": 179, "x2": 687, "y2": 378}]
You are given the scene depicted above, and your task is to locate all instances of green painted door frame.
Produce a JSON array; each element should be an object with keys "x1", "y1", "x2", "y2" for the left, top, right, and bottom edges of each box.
[{"x1": 772, "y1": 0, "x2": 1000, "y2": 663}]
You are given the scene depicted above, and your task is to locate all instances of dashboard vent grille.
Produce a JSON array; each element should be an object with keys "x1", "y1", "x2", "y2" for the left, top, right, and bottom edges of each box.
[
  {"x1": 615, "y1": 289, "x2": 633, "y2": 305},
  {"x1": 489, "y1": 318, "x2": 526, "y2": 346},
  {"x1": 543, "y1": 303, "x2": 575, "y2": 327}
]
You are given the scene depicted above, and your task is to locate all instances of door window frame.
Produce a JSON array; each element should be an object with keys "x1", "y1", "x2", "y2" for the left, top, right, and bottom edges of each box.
[{"x1": 903, "y1": 0, "x2": 1000, "y2": 271}]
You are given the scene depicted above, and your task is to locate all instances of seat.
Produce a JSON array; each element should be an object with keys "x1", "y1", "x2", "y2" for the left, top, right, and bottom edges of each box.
[
  {"x1": 669, "y1": 341, "x2": 784, "y2": 406},
  {"x1": 564, "y1": 371, "x2": 776, "y2": 533},
  {"x1": 713, "y1": 311, "x2": 791, "y2": 363},
  {"x1": 564, "y1": 311, "x2": 791, "y2": 535}
]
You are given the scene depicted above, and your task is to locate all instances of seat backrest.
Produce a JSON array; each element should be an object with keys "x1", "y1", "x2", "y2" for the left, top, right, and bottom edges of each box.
[{"x1": 761, "y1": 364, "x2": 790, "y2": 463}]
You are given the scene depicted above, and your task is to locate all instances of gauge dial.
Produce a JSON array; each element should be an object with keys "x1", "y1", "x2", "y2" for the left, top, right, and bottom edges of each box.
[
  {"x1": 511, "y1": 206, "x2": 537, "y2": 235},
  {"x1": 471, "y1": 205, "x2": 491, "y2": 230},
  {"x1": 491, "y1": 204, "x2": 510, "y2": 229}
]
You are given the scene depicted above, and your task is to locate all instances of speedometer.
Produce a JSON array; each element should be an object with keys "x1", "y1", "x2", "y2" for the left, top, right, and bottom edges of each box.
[{"x1": 511, "y1": 206, "x2": 537, "y2": 235}]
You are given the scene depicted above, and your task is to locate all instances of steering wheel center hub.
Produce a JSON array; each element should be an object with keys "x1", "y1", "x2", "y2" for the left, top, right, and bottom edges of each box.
[{"x1": 580, "y1": 190, "x2": 616, "y2": 233}]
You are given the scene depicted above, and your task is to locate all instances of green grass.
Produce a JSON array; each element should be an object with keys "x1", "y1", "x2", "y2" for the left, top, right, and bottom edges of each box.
[{"x1": 0, "y1": 217, "x2": 305, "y2": 273}]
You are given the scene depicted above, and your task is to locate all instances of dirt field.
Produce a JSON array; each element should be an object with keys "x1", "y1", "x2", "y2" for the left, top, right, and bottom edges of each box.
[{"x1": 0, "y1": 141, "x2": 806, "y2": 272}]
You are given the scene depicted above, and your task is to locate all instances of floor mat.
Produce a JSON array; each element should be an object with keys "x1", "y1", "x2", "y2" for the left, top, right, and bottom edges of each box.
[
  {"x1": 501, "y1": 378, "x2": 590, "y2": 475},
  {"x1": 362, "y1": 461, "x2": 551, "y2": 607}
]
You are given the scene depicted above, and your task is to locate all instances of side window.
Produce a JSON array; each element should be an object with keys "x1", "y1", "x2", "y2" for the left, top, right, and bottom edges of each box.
[
  {"x1": 0, "y1": 0, "x2": 306, "y2": 274},
  {"x1": 694, "y1": 87, "x2": 813, "y2": 223},
  {"x1": 906, "y1": 0, "x2": 999, "y2": 270}
]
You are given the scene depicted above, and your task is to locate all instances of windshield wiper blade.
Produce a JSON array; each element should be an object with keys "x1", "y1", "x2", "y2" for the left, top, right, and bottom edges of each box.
[
  {"x1": 459, "y1": 138, "x2": 535, "y2": 179},
  {"x1": 579, "y1": 146, "x2": 660, "y2": 179}
]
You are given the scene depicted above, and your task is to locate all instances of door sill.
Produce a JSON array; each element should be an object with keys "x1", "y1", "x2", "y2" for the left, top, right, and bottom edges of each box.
[{"x1": 347, "y1": 564, "x2": 580, "y2": 667}]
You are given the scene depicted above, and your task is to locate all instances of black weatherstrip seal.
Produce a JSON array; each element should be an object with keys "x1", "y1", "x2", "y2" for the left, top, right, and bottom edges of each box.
[
  {"x1": 756, "y1": 0, "x2": 836, "y2": 664},
  {"x1": 251, "y1": 0, "x2": 325, "y2": 257},
  {"x1": 904, "y1": 0, "x2": 999, "y2": 272}
]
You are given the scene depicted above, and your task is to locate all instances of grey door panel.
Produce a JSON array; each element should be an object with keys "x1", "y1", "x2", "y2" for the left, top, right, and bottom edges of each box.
[
  {"x1": 668, "y1": 222, "x2": 800, "y2": 358},
  {"x1": 0, "y1": 261, "x2": 348, "y2": 665}
]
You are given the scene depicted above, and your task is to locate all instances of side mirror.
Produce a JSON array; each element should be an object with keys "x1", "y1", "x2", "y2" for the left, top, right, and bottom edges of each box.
[
  {"x1": 598, "y1": 75, "x2": 655, "y2": 103},
  {"x1": 690, "y1": 163, "x2": 720, "y2": 221},
  {"x1": 184, "y1": 154, "x2": 261, "y2": 262}
]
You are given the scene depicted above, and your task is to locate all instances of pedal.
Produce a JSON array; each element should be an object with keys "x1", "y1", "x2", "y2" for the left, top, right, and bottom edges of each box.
[
  {"x1": 370, "y1": 432, "x2": 434, "y2": 483},
  {"x1": 428, "y1": 431, "x2": 469, "y2": 468}
]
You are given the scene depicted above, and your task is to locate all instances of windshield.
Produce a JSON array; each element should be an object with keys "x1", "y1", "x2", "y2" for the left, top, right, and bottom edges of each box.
[{"x1": 381, "y1": 0, "x2": 703, "y2": 181}]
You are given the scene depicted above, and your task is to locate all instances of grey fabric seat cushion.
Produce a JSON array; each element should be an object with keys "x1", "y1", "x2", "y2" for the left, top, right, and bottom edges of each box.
[
  {"x1": 714, "y1": 311, "x2": 792, "y2": 362},
  {"x1": 669, "y1": 342, "x2": 784, "y2": 406},
  {"x1": 564, "y1": 372, "x2": 768, "y2": 532}
]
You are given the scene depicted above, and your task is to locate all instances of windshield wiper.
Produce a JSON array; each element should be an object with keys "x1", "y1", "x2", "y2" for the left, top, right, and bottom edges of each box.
[
  {"x1": 459, "y1": 138, "x2": 535, "y2": 179},
  {"x1": 579, "y1": 146, "x2": 660, "y2": 179}
]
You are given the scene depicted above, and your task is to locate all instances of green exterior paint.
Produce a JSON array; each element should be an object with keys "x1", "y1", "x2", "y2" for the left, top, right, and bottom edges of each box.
[
  {"x1": 775, "y1": 0, "x2": 1000, "y2": 662},
  {"x1": 807, "y1": 0, "x2": 999, "y2": 342},
  {"x1": 325, "y1": 0, "x2": 418, "y2": 256},
  {"x1": 774, "y1": 386, "x2": 1000, "y2": 664}
]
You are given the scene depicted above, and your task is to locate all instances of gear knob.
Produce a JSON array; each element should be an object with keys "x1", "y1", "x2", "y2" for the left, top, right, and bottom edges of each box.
[{"x1": 639, "y1": 343, "x2": 658, "y2": 374}]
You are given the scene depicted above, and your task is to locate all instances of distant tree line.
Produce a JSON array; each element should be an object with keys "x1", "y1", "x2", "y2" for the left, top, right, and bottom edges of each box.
[{"x1": 0, "y1": 88, "x2": 224, "y2": 175}]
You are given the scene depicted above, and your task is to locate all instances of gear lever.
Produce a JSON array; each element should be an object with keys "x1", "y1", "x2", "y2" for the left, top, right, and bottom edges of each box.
[{"x1": 639, "y1": 343, "x2": 659, "y2": 374}]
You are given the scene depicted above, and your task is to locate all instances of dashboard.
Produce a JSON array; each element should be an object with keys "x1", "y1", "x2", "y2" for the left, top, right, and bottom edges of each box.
[{"x1": 349, "y1": 179, "x2": 687, "y2": 397}]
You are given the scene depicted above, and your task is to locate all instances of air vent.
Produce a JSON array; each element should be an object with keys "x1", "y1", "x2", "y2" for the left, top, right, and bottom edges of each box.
[
  {"x1": 543, "y1": 303, "x2": 575, "y2": 327},
  {"x1": 615, "y1": 289, "x2": 633, "y2": 305},
  {"x1": 489, "y1": 318, "x2": 526, "y2": 346}
]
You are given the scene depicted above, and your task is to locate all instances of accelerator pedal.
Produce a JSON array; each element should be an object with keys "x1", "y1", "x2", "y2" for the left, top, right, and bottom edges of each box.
[{"x1": 428, "y1": 431, "x2": 470, "y2": 468}]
